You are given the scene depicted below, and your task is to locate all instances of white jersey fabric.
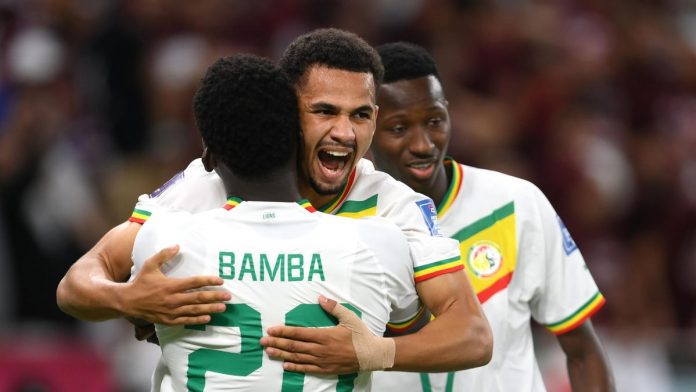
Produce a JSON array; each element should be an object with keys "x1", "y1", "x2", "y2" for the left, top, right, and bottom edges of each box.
[
  {"x1": 372, "y1": 159, "x2": 605, "y2": 392},
  {"x1": 132, "y1": 158, "x2": 463, "y2": 289},
  {"x1": 132, "y1": 200, "x2": 421, "y2": 392}
]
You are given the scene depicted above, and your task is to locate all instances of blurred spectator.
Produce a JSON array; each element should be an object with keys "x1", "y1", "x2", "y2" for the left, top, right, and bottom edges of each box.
[{"x1": 1, "y1": 0, "x2": 695, "y2": 390}]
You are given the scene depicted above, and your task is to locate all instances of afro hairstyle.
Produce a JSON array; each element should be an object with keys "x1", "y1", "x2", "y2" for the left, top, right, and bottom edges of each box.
[
  {"x1": 193, "y1": 54, "x2": 299, "y2": 178},
  {"x1": 279, "y1": 28, "x2": 384, "y2": 88},
  {"x1": 376, "y1": 42, "x2": 441, "y2": 84}
]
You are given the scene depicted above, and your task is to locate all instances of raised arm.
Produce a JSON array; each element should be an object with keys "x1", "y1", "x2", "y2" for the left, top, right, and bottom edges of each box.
[
  {"x1": 56, "y1": 221, "x2": 230, "y2": 325},
  {"x1": 558, "y1": 320, "x2": 615, "y2": 392}
]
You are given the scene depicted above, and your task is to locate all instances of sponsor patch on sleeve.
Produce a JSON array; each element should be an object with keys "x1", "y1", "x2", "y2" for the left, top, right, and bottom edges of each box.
[
  {"x1": 416, "y1": 199, "x2": 442, "y2": 237},
  {"x1": 557, "y1": 215, "x2": 578, "y2": 255},
  {"x1": 149, "y1": 171, "x2": 184, "y2": 198}
]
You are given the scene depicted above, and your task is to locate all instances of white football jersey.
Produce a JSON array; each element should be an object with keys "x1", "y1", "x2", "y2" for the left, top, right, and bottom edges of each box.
[
  {"x1": 132, "y1": 158, "x2": 463, "y2": 291},
  {"x1": 132, "y1": 199, "x2": 421, "y2": 391},
  {"x1": 372, "y1": 159, "x2": 605, "y2": 392}
]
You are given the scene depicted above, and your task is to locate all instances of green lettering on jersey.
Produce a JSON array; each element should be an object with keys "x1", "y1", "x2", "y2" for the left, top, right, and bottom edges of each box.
[
  {"x1": 239, "y1": 253, "x2": 257, "y2": 281},
  {"x1": 260, "y1": 253, "x2": 285, "y2": 281},
  {"x1": 219, "y1": 251, "x2": 235, "y2": 279},
  {"x1": 287, "y1": 254, "x2": 304, "y2": 281},
  {"x1": 308, "y1": 253, "x2": 325, "y2": 281}
]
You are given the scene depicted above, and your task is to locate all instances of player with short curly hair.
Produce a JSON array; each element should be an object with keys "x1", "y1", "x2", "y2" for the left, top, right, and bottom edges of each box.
[
  {"x1": 279, "y1": 27, "x2": 384, "y2": 88},
  {"x1": 193, "y1": 55, "x2": 299, "y2": 178}
]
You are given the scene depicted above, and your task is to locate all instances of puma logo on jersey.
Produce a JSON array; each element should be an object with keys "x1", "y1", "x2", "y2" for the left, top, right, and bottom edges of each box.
[{"x1": 218, "y1": 251, "x2": 325, "y2": 282}]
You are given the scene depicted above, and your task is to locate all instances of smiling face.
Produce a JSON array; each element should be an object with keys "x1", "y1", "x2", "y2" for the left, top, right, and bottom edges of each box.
[
  {"x1": 296, "y1": 65, "x2": 378, "y2": 204},
  {"x1": 372, "y1": 75, "x2": 450, "y2": 202}
]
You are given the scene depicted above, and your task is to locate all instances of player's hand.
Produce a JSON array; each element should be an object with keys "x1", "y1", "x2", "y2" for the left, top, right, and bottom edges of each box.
[
  {"x1": 261, "y1": 295, "x2": 395, "y2": 374},
  {"x1": 126, "y1": 317, "x2": 159, "y2": 345},
  {"x1": 260, "y1": 296, "x2": 360, "y2": 375},
  {"x1": 121, "y1": 245, "x2": 231, "y2": 325}
]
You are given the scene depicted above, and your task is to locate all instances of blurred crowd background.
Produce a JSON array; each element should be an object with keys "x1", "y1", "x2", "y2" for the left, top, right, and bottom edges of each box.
[{"x1": 1, "y1": 0, "x2": 695, "y2": 391}]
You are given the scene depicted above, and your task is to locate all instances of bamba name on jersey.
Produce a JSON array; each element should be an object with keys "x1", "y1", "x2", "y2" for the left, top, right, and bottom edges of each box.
[{"x1": 218, "y1": 251, "x2": 325, "y2": 282}]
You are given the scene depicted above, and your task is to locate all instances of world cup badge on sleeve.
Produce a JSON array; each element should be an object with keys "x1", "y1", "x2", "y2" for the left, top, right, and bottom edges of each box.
[
  {"x1": 415, "y1": 199, "x2": 442, "y2": 236},
  {"x1": 557, "y1": 215, "x2": 578, "y2": 255}
]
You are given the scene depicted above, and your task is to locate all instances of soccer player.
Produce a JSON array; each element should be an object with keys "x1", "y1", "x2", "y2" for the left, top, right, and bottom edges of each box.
[
  {"x1": 56, "y1": 28, "x2": 492, "y2": 375},
  {"x1": 133, "y1": 52, "x2": 431, "y2": 391},
  {"x1": 367, "y1": 42, "x2": 615, "y2": 391}
]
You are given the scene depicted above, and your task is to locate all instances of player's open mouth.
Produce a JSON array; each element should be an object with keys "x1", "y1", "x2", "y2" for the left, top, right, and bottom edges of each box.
[
  {"x1": 317, "y1": 148, "x2": 353, "y2": 180},
  {"x1": 406, "y1": 160, "x2": 435, "y2": 179}
]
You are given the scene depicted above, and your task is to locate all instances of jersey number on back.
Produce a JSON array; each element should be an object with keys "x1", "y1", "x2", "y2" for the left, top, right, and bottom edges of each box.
[{"x1": 185, "y1": 303, "x2": 361, "y2": 391}]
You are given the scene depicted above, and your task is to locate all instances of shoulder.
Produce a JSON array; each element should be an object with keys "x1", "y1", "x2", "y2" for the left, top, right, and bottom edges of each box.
[
  {"x1": 136, "y1": 159, "x2": 226, "y2": 212},
  {"x1": 354, "y1": 159, "x2": 429, "y2": 202},
  {"x1": 461, "y1": 165, "x2": 549, "y2": 209}
]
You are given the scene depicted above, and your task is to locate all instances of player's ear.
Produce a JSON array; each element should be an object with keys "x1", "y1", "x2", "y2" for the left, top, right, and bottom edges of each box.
[{"x1": 201, "y1": 147, "x2": 217, "y2": 172}]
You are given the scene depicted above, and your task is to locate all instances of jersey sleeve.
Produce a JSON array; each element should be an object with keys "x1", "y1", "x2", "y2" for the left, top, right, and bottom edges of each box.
[
  {"x1": 357, "y1": 217, "x2": 422, "y2": 331},
  {"x1": 526, "y1": 185, "x2": 605, "y2": 335},
  {"x1": 130, "y1": 203, "x2": 192, "y2": 277},
  {"x1": 377, "y1": 187, "x2": 464, "y2": 283},
  {"x1": 128, "y1": 159, "x2": 227, "y2": 224}
]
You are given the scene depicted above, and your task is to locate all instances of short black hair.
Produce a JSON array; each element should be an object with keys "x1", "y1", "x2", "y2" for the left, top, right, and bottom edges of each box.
[
  {"x1": 279, "y1": 28, "x2": 384, "y2": 88},
  {"x1": 193, "y1": 54, "x2": 299, "y2": 178},
  {"x1": 376, "y1": 42, "x2": 441, "y2": 84}
]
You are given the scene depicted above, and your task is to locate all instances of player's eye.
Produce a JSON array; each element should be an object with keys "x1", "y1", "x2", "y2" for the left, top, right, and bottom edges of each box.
[
  {"x1": 390, "y1": 124, "x2": 406, "y2": 134},
  {"x1": 354, "y1": 111, "x2": 372, "y2": 120},
  {"x1": 427, "y1": 117, "x2": 443, "y2": 127}
]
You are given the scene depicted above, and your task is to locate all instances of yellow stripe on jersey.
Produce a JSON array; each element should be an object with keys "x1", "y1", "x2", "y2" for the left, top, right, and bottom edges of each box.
[
  {"x1": 545, "y1": 292, "x2": 606, "y2": 335},
  {"x1": 452, "y1": 202, "x2": 517, "y2": 304},
  {"x1": 437, "y1": 158, "x2": 463, "y2": 218},
  {"x1": 386, "y1": 305, "x2": 427, "y2": 334},
  {"x1": 128, "y1": 209, "x2": 152, "y2": 224},
  {"x1": 413, "y1": 256, "x2": 464, "y2": 283},
  {"x1": 224, "y1": 197, "x2": 242, "y2": 210},
  {"x1": 334, "y1": 194, "x2": 378, "y2": 218}
]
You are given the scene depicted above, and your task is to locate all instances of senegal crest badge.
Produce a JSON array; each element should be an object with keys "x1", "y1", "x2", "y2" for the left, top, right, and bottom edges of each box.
[{"x1": 467, "y1": 241, "x2": 503, "y2": 278}]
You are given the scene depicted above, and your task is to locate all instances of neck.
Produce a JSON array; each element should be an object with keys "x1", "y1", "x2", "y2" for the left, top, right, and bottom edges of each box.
[
  {"x1": 427, "y1": 162, "x2": 451, "y2": 208},
  {"x1": 218, "y1": 166, "x2": 302, "y2": 203},
  {"x1": 298, "y1": 182, "x2": 336, "y2": 209}
]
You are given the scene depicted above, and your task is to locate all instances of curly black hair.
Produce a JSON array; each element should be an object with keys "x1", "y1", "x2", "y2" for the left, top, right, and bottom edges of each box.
[
  {"x1": 279, "y1": 28, "x2": 384, "y2": 88},
  {"x1": 376, "y1": 42, "x2": 441, "y2": 84},
  {"x1": 193, "y1": 54, "x2": 299, "y2": 178}
]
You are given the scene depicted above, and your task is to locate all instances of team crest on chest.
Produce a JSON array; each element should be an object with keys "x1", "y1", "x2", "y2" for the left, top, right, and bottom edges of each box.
[{"x1": 467, "y1": 241, "x2": 503, "y2": 278}]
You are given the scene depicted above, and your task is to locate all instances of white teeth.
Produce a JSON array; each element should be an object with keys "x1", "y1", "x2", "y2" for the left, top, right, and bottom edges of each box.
[
  {"x1": 410, "y1": 162, "x2": 431, "y2": 169},
  {"x1": 326, "y1": 151, "x2": 349, "y2": 157}
]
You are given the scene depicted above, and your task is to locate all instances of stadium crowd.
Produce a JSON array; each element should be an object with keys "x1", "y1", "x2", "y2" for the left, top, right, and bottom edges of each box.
[{"x1": 0, "y1": 0, "x2": 694, "y2": 390}]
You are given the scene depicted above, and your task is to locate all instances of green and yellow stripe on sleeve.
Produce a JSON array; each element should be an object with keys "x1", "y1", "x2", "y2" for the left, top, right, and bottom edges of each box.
[
  {"x1": 413, "y1": 255, "x2": 464, "y2": 283},
  {"x1": 128, "y1": 208, "x2": 152, "y2": 224},
  {"x1": 545, "y1": 292, "x2": 606, "y2": 335},
  {"x1": 386, "y1": 305, "x2": 427, "y2": 334}
]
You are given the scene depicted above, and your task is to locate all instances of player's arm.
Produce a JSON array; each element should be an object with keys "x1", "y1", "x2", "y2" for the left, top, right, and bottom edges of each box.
[
  {"x1": 557, "y1": 320, "x2": 615, "y2": 392},
  {"x1": 56, "y1": 221, "x2": 229, "y2": 324},
  {"x1": 391, "y1": 269, "x2": 492, "y2": 371},
  {"x1": 260, "y1": 270, "x2": 492, "y2": 374}
]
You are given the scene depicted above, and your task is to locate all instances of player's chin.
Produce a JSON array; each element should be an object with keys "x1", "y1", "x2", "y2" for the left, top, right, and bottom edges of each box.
[
  {"x1": 402, "y1": 174, "x2": 434, "y2": 195},
  {"x1": 310, "y1": 173, "x2": 349, "y2": 196}
]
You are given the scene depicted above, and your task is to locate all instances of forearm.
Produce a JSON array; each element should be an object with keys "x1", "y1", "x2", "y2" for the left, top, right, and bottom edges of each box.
[
  {"x1": 567, "y1": 352, "x2": 615, "y2": 392},
  {"x1": 559, "y1": 321, "x2": 615, "y2": 392},
  {"x1": 56, "y1": 221, "x2": 138, "y2": 321},
  {"x1": 391, "y1": 302, "x2": 492, "y2": 372},
  {"x1": 56, "y1": 262, "x2": 129, "y2": 321}
]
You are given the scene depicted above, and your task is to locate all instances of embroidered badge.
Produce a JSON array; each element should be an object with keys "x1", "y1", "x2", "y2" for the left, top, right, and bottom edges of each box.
[
  {"x1": 557, "y1": 215, "x2": 578, "y2": 255},
  {"x1": 467, "y1": 241, "x2": 503, "y2": 278},
  {"x1": 415, "y1": 199, "x2": 442, "y2": 236}
]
